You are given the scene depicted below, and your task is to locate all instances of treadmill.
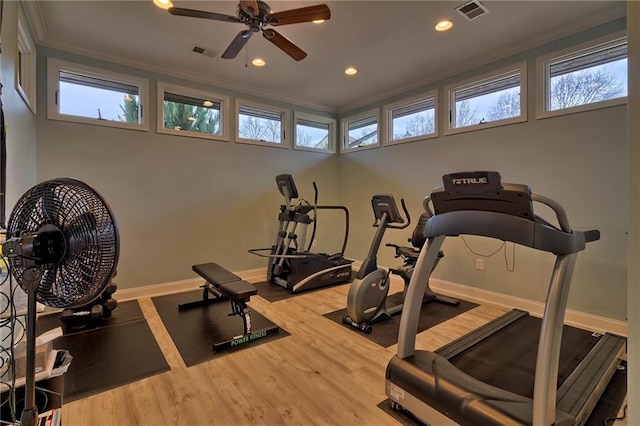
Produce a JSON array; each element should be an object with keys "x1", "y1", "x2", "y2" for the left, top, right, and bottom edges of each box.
[{"x1": 385, "y1": 171, "x2": 626, "y2": 426}]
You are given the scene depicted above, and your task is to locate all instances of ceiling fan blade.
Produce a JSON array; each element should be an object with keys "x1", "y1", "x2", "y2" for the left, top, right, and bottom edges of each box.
[
  {"x1": 267, "y1": 4, "x2": 330, "y2": 26},
  {"x1": 168, "y1": 7, "x2": 241, "y2": 23},
  {"x1": 222, "y1": 30, "x2": 253, "y2": 59},
  {"x1": 239, "y1": 0, "x2": 260, "y2": 16},
  {"x1": 262, "y1": 29, "x2": 307, "y2": 61}
]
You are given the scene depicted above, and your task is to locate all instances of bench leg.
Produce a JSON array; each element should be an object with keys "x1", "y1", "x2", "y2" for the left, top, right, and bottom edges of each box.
[
  {"x1": 177, "y1": 283, "x2": 226, "y2": 311},
  {"x1": 212, "y1": 299, "x2": 279, "y2": 353}
]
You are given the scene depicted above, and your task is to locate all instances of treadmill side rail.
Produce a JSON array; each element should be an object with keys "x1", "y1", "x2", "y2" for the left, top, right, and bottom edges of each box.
[{"x1": 386, "y1": 352, "x2": 575, "y2": 426}]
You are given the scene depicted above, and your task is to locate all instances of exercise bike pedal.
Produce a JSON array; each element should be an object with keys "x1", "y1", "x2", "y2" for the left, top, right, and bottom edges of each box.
[{"x1": 342, "y1": 315, "x2": 373, "y2": 334}]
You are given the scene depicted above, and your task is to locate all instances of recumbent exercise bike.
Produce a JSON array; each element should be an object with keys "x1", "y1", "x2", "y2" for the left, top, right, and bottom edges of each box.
[{"x1": 343, "y1": 194, "x2": 458, "y2": 334}]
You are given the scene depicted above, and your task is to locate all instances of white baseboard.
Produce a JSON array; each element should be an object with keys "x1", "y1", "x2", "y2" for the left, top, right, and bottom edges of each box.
[
  {"x1": 116, "y1": 263, "x2": 628, "y2": 338},
  {"x1": 425, "y1": 277, "x2": 628, "y2": 337},
  {"x1": 116, "y1": 268, "x2": 266, "y2": 301}
]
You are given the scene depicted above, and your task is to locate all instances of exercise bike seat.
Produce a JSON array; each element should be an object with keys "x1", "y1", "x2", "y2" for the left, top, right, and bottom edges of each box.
[{"x1": 396, "y1": 246, "x2": 420, "y2": 261}]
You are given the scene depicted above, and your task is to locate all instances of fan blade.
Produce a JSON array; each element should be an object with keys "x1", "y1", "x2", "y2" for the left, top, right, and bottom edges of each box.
[
  {"x1": 168, "y1": 7, "x2": 241, "y2": 23},
  {"x1": 222, "y1": 30, "x2": 253, "y2": 59},
  {"x1": 267, "y1": 4, "x2": 330, "y2": 26},
  {"x1": 262, "y1": 29, "x2": 307, "y2": 61},
  {"x1": 240, "y1": 0, "x2": 260, "y2": 16}
]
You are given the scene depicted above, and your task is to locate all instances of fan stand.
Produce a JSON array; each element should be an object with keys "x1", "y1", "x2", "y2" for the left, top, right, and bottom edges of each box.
[{"x1": 19, "y1": 268, "x2": 43, "y2": 426}]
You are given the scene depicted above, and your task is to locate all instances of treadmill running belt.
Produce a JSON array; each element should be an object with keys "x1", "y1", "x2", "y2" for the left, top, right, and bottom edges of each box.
[{"x1": 448, "y1": 314, "x2": 599, "y2": 398}]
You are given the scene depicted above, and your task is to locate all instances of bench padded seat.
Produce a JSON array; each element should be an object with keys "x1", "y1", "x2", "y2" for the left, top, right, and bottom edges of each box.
[
  {"x1": 220, "y1": 280, "x2": 257, "y2": 299},
  {"x1": 193, "y1": 262, "x2": 241, "y2": 285},
  {"x1": 192, "y1": 262, "x2": 257, "y2": 299}
]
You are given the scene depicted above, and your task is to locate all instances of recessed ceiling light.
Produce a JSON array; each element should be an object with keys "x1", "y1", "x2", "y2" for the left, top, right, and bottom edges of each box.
[
  {"x1": 252, "y1": 58, "x2": 266, "y2": 67},
  {"x1": 345, "y1": 67, "x2": 357, "y2": 76},
  {"x1": 203, "y1": 100, "x2": 214, "y2": 107},
  {"x1": 312, "y1": 19, "x2": 325, "y2": 24},
  {"x1": 435, "y1": 20, "x2": 453, "y2": 31},
  {"x1": 153, "y1": 0, "x2": 173, "y2": 10}
]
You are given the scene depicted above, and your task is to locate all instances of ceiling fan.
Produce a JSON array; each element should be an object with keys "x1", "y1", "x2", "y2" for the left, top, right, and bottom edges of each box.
[{"x1": 168, "y1": 1, "x2": 331, "y2": 61}]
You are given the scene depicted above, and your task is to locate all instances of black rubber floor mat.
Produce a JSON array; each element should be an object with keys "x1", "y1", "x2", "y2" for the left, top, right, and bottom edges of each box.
[
  {"x1": 252, "y1": 280, "x2": 348, "y2": 302},
  {"x1": 323, "y1": 293, "x2": 478, "y2": 348},
  {"x1": 35, "y1": 300, "x2": 169, "y2": 403},
  {"x1": 151, "y1": 290, "x2": 289, "y2": 367},
  {"x1": 36, "y1": 298, "x2": 144, "y2": 336},
  {"x1": 55, "y1": 320, "x2": 169, "y2": 402}
]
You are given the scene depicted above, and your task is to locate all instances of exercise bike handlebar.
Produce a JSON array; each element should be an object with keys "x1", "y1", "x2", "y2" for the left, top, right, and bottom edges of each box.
[
  {"x1": 386, "y1": 199, "x2": 411, "y2": 230},
  {"x1": 372, "y1": 196, "x2": 411, "y2": 230}
]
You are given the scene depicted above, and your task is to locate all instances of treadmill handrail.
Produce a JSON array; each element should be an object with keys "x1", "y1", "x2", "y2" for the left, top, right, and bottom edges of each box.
[{"x1": 393, "y1": 179, "x2": 605, "y2": 426}]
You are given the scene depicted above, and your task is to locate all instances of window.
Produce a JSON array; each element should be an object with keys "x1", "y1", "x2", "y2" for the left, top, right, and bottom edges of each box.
[
  {"x1": 16, "y1": 6, "x2": 36, "y2": 113},
  {"x1": 294, "y1": 112, "x2": 336, "y2": 153},
  {"x1": 341, "y1": 109, "x2": 380, "y2": 152},
  {"x1": 537, "y1": 33, "x2": 627, "y2": 118},
  {"x1": 383, "y1": 91, "x2": 437, "y2": 145},
  {"x1": 236, "y1": 101, "x2": 288, "y2": 147},
  {"x1": 157, "y1": 82, "x2": 230, "y2": 141},
  {"x1": 47, "y1": 58, "x2": 149, "y2": 131},
  {"x1": 445, "y1": 62, "x2": 527, "y2": 135}
]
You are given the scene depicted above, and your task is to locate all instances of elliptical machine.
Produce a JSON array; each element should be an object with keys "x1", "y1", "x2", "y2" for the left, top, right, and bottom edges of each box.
[
  {"x1": 249, "y1": 174, "x2": 353, "y2": 293},
  {"x1": 343, "y1": 194, "x2": 458, "y2": 334}
]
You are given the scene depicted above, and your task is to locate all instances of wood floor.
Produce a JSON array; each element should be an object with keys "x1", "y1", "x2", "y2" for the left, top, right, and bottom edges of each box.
[{"x1": 58, "y1": 279, "x2": 622, "y2": 426}]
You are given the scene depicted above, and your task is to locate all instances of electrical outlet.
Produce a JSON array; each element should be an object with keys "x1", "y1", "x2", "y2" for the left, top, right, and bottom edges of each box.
[{"x1": 476, "y1": 259, "x2": 484, "y2": 270}]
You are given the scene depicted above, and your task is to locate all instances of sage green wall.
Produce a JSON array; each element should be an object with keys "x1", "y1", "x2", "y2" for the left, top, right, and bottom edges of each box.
[
  {"x1": 34, "y1": 19, "x2": 628, "y2": 323},
  {"x1": 35, "y1": 48, "x2": 341, "y2": 289},
  {"x1": 337, "y1": 19, "x2": 628, "y2": 321},
  {"x1": 1, "y1": 2, "x2": 37, "y2": 215}
]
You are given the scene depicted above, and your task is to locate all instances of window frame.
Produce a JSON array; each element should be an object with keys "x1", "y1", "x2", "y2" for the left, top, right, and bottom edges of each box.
[
  {"x1": 536, "y1": 32, "x2": 628, "y2": 120},
  {"x1": 16, "y1": 6, "x2": 37, "y2": 114},
  {"x1": 235, "y1": 99, "x2": 289, "y2": 148},
  {"x1": 47, "y1": 58, "x2": 149, "y2": 131},
  {"x1": 293, "y1": 111, "x2": 336, "y2": 154},
  {"x1": 341, "y1": 108, "x2": 380, "y2": 153},
  {"x1": 157, "y1": 82, "x2": 230, "y2": 142},
  {"x1": 383, "y1": 90, "x2": 438, "y2": 146},
  {"x1": 444, "y1": 61, "x2": 527, "y2": 136}
]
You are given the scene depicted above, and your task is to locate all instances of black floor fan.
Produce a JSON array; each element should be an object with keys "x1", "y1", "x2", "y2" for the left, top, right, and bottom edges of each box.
[{"x1": 2, "y1": 178, "x2": 119, "y2": 426}]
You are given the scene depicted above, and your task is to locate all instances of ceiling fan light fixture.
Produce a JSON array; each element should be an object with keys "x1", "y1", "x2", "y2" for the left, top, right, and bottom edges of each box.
[
  {"x1": 344, "y1": 67, "x2": 357, "y2": 76},
  {"x1": 153, "y1": 0, "x2": 173, "y2": 10},
  {"x1": 312, "y1": 19, "x2": 325, "y2": 24},
  {"x1": 252, "y1": 58, "x2": 266, "y2": 66},
  {"x1": 435, "y1": 20, "x2": 453, "y2": 31}
]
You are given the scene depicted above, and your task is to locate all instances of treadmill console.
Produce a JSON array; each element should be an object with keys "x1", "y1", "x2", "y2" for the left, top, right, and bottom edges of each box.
[{"x1": 432, "y1": 171, "x2": 534, "y2": 219}]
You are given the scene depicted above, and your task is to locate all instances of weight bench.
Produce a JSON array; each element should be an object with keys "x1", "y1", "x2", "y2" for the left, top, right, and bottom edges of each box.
[{"x1": 178, "y1": 262, "x2": 280, "y2": 352}]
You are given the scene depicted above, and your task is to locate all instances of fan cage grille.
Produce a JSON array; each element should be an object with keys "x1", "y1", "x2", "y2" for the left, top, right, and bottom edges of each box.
[{"x1": 6, "y1": 178, "x2": 119, "y2": 308}]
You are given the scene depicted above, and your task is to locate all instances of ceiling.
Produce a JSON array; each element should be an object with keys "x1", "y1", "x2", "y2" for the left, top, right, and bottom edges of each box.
[{"x1": 25, "y1": 1, "x2": 626, "y2": 113}]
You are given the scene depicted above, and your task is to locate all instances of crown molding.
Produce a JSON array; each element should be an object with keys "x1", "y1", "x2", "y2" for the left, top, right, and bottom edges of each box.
[
  {"x1": 37, "y1": 37, "x2": 338, "y2": 115},
  {"x1": 338, "y1": 10, "x2": 627, "y2": 114},
  {"x1": 21, "y1": 0, "x2": 47, "y2": 43}
]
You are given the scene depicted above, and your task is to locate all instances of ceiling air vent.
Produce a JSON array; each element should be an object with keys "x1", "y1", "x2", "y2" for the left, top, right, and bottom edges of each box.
[
  {"x1": 192, "y1": 45, "x2": 216, "y2": 58},
  {"x1": 456, "y1": 0, "x2": 489, "y2": 21}
]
